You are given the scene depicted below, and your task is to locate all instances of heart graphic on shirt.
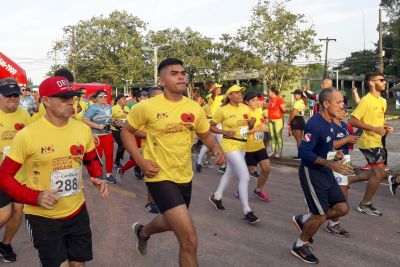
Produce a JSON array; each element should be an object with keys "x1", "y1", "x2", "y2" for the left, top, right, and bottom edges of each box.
[
  {"x1": 243, "y1": 114, "x2": 248, "y2": 119},
  {"x1": 70, "y1": 144, "x2": 85, "y2": 156},
  {"x1": 14, "y1": 123, "x2": 25, "y2": 131},
  {"x1": 181, "y1": 113, "x2": 195, "y2": 123}
]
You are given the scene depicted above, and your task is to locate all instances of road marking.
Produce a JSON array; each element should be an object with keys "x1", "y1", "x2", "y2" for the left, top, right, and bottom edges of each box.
[{"x1": 109, "y1": 186, "x2": 137, "y2": 198}]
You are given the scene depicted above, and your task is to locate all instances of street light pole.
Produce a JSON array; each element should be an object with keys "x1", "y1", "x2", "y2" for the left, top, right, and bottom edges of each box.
[
  {"x1": 141, "y1": 44, "x2": 171, "y2": 86},
  {"x1": 154, "y1": 47, "x2": 158, "y2": 85}
]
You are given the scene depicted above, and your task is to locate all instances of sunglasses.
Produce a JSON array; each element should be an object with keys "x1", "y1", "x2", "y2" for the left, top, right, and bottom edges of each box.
[
  {"x1": 5, "y1": 93, "x2": 20, "y2": 98},
  {"x1": 21, "y1": 89, "x2": 30, "y2": 92},
  {"x1": 50, "y1": 95, "x2": 74, "y2": 102},
  {"x1": 98, "y1": 95, "x2": 107, "y2": 98}
]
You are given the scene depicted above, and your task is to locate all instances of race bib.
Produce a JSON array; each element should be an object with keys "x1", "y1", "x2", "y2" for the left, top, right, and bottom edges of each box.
[
  {"x1": 239, "y1": 126, "x2": 249, "y2": 140},
  {"x1": 254, "y1": 132, "x2": 264, "y2": 141},
  {"x1": 2, "y1": 146, "x2": 10, "y2": 160},
  {"x1": 51, "y1": 168, "x2": 81, "y2": 197}
]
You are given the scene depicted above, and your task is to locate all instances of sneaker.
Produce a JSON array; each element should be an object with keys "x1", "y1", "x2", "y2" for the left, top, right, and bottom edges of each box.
[
  {"x1": 218, "y1": 165, "x2": 226, "y2": 174},
  {"x1": 292, "y1": 156, "x2": 301, "y2": 160},
  {"x1": 291, "y1": 215, "x2": 314, "y2": 243},
  {"x1": 290, "y1": 242, "x2": 319, "y2": 264},
  {"x1": 268, "y1": 152, "x2": 276, "y2": 157},
  {"x1": 384, "y1": 165, "x2": 390, "y2": 171},
  {"x1": 132, "y1": 222, "x2": 149, "y2": 256},
  {"x1": 274, "y1": 153, "x2": 281, "y2": 159},
  {"x1": 388, "y1": 175, "x2": 399, "y2": 196},
  {"x1": 325, "y1": 223, "x2": 349, "y2": 237},
  {"x1": 134, "y1": 166, "x2": 144, "y2": 180},
  {"x1": 0, "y1": 242, "x2": 16, "y2": 263},
  {"x1": 242, "y1": 211, "x2": 260, "y2": 224},
  {"x1": 361, "y1": 163, "x2": 371, "y2": 170},
  {"x1": 113, "y1": 162, "x2": 123, "y2": 169},
  {"x1": 194, "y1": 163, "x2": 202, "y2": 173},
  {"x1": 144, "y1": 202, "x2": 160, "y2": 214},
  {"x1": 234, "y1": 190, "x2": 240, "y2": 199},
  {"x1": 357, "y1": 202, "x2": 382, "y2": 216},
  {"x1": 253, "y1": 189, "x2": 271, "y2": 202},
  {"x1": 116, "y1": 167, "x2": 123, "y2": 181},
  {"x1": 105, "y1": 175, "x2": 117, "y2": 184},
  {"x1": 202, "y1": 160, "x2": 212, "y2": 168},
  {"x1": 209, "y1": 194, "x2": 225, "y2": 211},
  {"x1": 250, "y1": 171, "x2": 259, "y2": 178}
]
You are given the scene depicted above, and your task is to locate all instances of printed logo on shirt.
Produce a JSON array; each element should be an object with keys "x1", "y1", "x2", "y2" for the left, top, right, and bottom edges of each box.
[
  {"x1": 243, "y1": 114, "x2": 248, "y2": 119},
  {"x1": 41, "y1": 145, "x2": 55, "y2": 154},
  {"x1": 70, "y1": 144, "x2": 84, "y2": 156},
  {"x1": 336, "y1": 133, "x2": 345, "y2": 138},
  {"x1": 156, "y1": 112, "x2": 168, "y2": 119},
  {"x1": 14, "y1": 123, "x2": 25, "y2": 131},
  {"x1": 181, "y1": 113, "x2": 195, "y2": 123},
  {"x1": 303, "y1": 133, "x2": 312, "y2": 142},
  {"x1": 326, "y1": 136, "x2": 331, "y2": 143}
]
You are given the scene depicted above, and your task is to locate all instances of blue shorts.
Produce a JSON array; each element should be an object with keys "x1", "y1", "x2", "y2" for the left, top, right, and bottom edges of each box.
[{"x1": 299, "y1": 165, "x2": 346, "y2": 215}]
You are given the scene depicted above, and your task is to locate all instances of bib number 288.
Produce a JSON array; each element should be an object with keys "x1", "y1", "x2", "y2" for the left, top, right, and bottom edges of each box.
[{"x1": 51, "y1": 168, "x2": 81, "y2": 197}]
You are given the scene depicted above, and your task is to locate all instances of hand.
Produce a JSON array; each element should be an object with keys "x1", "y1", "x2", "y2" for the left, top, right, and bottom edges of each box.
[
  {"x1": 97, "y1": 124, "x2": 105, "y2": 130},
  {"x1": 211, "y1": 145, "x2": 226, "y2": 165},
  {"x1": 384, "y1": 124, "x2": 394, "y2": 134},
  {"x1": 223, "y1": 130, "x2": 236, "y2": 137},
  {"x1": 351, "y1": 87, "x2": 358, "y2": 93},
  {"x1": 248, "y1": 117, "x2": 256, "y2": 128},
  {"x1": 288, "y1": 126, "x2": 292, "y2": 137},
  {"x1": 329, "y1": 161, "x2": 354, "y2": 176},
  {"x1": 38, "y1": 189, "x2": 59, "y2": 209},
  {"x1": 346, "y1": 135, "x2": 360, "y2": 144},
  {"x1": 302, "y1": 85, "x2": 308, "y2": 92},
  {"x1": 90, "y1": 177, "x2": 109, "y2": 199},
  {"x1": 138, "y1": 159, "x2": 160, "y2": 178},
  {"x1": 373, "y1": 126, "x2": 387, "y2": 136}
]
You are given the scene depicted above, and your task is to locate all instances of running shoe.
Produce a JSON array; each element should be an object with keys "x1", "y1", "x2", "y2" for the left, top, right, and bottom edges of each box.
[
  {"x1": 116, "y1": 167, "x2": 123, "y2": 181},
  {"x1": 106, "y1": 175, "x2": 117, "y2": 184},
  {"x1": 132, "y1": 222, "x2": 149, "y2": 256},
  {"x1": 290, "y1": 242, "x2": 319, "y2": 264},
  {"x1": 357, "y1": 202, "x2": 382, "y2": 216},
  {"x1": 325, "y1": 223, "x2": 349, "y2": 237},
  {"x1": 250, "y1": 171, "x2": 259, "y2": 178},
  {"x1": 134, "y1": 166, "x2": 144, "y2": 180},
  {"x1": 144, "y1": 202, "x2": 160, "y2": 214},
  {"x1": 194, "y1": 163, "x2": 202, "y2": 173},
  {"x1": 291, "y1": 215, "x2": 314, "y2": 243},
  {"x1": 234, "y1": 190, "x2": 240, "y2": 199},
  {"x1": 268, "y1": 152, "x2": 276, "y2": 157},
  {"x1": 361, "y1": 163, "x2": 371, "y2": 170},
  {"x1": 275, "y1": 153, "x2": 281, "y2": 159},
  {"x1": 218, "y1": 165, "x2": 226, "y2": 174},
  {"x1": 242, "y1": 211, "x2": 260, "y2": 224},
  {"x1": 0, "y1": 242, "x2": 16, "y2": 263},
  {"x1": 113, "y1": 162, "x2": 123, "y2": 169},
  {"x1": 208, "y1": 194, "x2": 225, "y2": 211},
  {"x1": 292, "y1": 156, "x2": 301, "y2": 160},
  {"x1": 253, "y1": 189, "x2": 270, "y2": 202},
  {"x1": 202, "y1": 160, "x2": 212, "y2": 168},
  {"x1": 388, "y1": 175, "x2": 399, "y2": 196}
]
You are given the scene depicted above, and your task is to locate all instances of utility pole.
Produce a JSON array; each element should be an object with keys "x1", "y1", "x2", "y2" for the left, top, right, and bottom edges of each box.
[
  {"x1": 71, "y1": 26, "x2": 76, "y2": 78},
  {"x1": 319, "y1": 37, "x2": 336, "y2": 79},
  {"x1": 378, "y1": 8, "x2": 384, "y2": 73}
]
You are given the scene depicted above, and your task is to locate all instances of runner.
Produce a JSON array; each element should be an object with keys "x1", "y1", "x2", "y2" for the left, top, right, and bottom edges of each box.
[
  {"x1": 208, "y1": 85, "x2": 260, "y2": 224},
  {"x1": 287, "y1": 89, "x2": 306, "y2": 158},
  {"x1": 18, "y1": 86, "x2": 35, "y2": 115},
  {"x1": 291, "y1": 88, "x2": 353, "y2": 264},
  {"x1": 388, "y1": 175, "x2": 400, "y2": 196},
  {"x1": 267, "y1": 86, "x2": 286, "y2": 158},
  {"x1": 303, "y1": 79, "x2": 333, "y2": 115},
  {"x1": 243, "y1": 91, "x2": 271, "y2": 202},
  {"x1": 348, "y1": 72, "x2": 393, "y2": 216},
  {"x1": 0, "y1": 76, "x2": 108, "y2": 267},
  {"x1": 111, "y1": 94, "x2": 129, "y2": 169},
  {"x1": 83, "y1": 89, "x2": 116, "y2": 184},
  {"x1": 121, "y1": 58, "x2": 224, "y2": 267},
  {"x1": 0, "y1": 78, "x2": 32, "y2": 262}
]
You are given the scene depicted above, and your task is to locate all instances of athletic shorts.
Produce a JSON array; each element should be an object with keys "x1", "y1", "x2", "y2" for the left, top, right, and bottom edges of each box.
[
  {"x1": 25, "y1": 205, "x2": 92, "y2": 266},
  {"x1": 245, "y1": 148, "x2": 269, "y2": 166},
  {"x1": 359, "y1": 147, "x2": 386, "y2": 166},
  {"x1": 0, "y1": 189, "x2": 11, "y2": 209},
  {"x1": 299, "y1": 165, "x2": 346, "y2": 215},
  {"x1": 146, "y1": 181, "x2": 192, "y2": 213},
  {"x1": 290, "y1": 116, "x2": 305, "y2": 130}
]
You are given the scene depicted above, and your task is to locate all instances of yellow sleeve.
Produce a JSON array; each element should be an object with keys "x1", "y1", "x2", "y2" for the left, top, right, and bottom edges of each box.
[
  {"x1": 85, "y1": 125, "x2": 96, "y2": 152},
  {"x1": 351, "y1": 98, "x2": 368, "y2": 120},
  {"x1": 195, "y1": 108, "x2": 210, "y2": 134},
  {"x1": 211, "y1": 107, "x2": 224, "y2": 124},
  {"x1": 111, "y1": 105, "x2": 120, "y2": 119},
  {"x1": 126, "y1": 101, "x2": 148, "y2": 130},
  {"x1": 7, "y1": 130, "x2": 30, "y2": 164}
]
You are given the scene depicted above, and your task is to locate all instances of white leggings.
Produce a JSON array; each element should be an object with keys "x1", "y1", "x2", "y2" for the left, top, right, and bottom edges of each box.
[
  {"x1": 214, "y1": 150, "x2": 251, "y2": 214},
  {"x1": 196, "y1": 126, "x2": 222, "y2": 165}
]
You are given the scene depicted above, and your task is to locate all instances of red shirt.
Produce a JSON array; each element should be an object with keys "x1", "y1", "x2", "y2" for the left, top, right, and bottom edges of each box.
[{"x1": 267, "y1": 96, "x2": 284, "y2": 120}]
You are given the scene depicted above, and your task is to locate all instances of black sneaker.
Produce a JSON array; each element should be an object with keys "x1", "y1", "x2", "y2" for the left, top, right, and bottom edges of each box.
[
  {"x1": 291, "y1": 242, "x2": 319, "y2": 264},
  {"x1": 250, "y1": 171, "x2": 259, "y2": 178},
  {"x1": 132, "y1": 222, "x2": 149, "y2": 256},
  {"x1": 291, "y1": 215, "x2": 314, "y2": 243},
  {"x1": 0, "y1": 242, "x2": 16, "y2": 263},
  {"x1": 105, "y1": 175, "x2": 117, "y2": 184},
  {"x1": 242, "y1": 211, "x2": 260, "y2": 224},
  {"x1": 388, "y1": 175, "x2": 399, "y2": 196},
  {"x1": 209, "y1": 194, "x2": 225, "y2": 211},
  {"x1": 325, "y1": 223, "x2": 349, "y2": 237},
  {"x1": 134, "y1": 166, "x2": 144, "y2": 180},
  {"x1": 144, "y1": 202, "x2": 160, "y2": 214},
  {"x1": 194, "y1": 163, "x2": 202, "y2": 173},
  {"x1": 218, "y1": 165, "x2": 226, "y2": 174}
]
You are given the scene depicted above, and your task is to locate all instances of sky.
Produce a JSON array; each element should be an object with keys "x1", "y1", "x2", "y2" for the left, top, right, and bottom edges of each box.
[{"x1": 1, "y1": 0, "x2": 382, "y2": 84}]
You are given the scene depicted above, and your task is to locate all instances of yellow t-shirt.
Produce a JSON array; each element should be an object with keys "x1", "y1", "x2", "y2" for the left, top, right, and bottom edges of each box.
[
  {"x1": 74, "y1": 99, "x2": 89, "y2": 121},
  {"x1": 31, "y1": 103, "x2": 46, "y2": 122},
  {"x1": 212, "y1": 103, "x2": 250, "y2": 153},
  {"x1": 351, "y1": 93, "x2": 386, "y2": 149},
  {"x1": 111, "y1": 104, "x2": 129, "y2": 131},
  {"x1": 293, "y1": 99, "x2": 305, "y2": 116},
  {"x1": 7, "y1": 117, "x2": 95, "y2": 219},
  {"x1": 208, "y1": 95, "x2": 224, "y2": 118},
  {"x1": 127, "y1": 94, "x2": 210, "y2": 183},
  {"x1": 0, "y1": 108, "x2": 32, "y2": 184},
  {"x1": 246, "y1": 108, "x2": 266, "y2": 152}
]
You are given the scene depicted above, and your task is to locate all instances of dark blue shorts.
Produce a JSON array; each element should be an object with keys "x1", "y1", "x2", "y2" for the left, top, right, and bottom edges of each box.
[{"x1": 299, "y1": 165, "x2": 346, "y2": 215}]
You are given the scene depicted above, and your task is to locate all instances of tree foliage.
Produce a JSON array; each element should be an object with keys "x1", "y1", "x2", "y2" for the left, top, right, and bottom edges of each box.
[{"x1": 335, "y1": 50, "x2": 378, "y2": 75}]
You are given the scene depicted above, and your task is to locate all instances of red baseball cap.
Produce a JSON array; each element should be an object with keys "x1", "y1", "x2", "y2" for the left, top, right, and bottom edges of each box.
[{"x1": 39, "y1": 76, "x2": 83, "y2": 98}]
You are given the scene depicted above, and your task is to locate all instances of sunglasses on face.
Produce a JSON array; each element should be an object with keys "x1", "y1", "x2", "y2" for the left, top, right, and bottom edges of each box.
[
  {"x1": 98, "y1": 95, "x2": 107, "y2": 98},
  {"x1": 50, "y1": 96, "x2": 74, "y2": 102},
  {"x1": 5, "y1": 93, "x2": 20, "y2": 98}
]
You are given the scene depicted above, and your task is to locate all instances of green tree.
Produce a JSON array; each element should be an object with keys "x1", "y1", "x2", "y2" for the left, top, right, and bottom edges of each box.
[
  {"x1": 237, "y1": 0, "x2": 321, "y2": 91},
  {"x1": 335, "y1": 50, "x2": 378, "y2": 75}
]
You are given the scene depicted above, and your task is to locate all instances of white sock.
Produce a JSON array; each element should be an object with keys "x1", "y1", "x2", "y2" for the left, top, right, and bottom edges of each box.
[
  {"x1": 328, "y1": 220, "x2": 339, "y2": 227},
  {"x1": 296, "y1": 238, "x2": 307, "y2": 247},
  {"x1": 301, "y1": 213, "x2": 312, "y2": 223}
]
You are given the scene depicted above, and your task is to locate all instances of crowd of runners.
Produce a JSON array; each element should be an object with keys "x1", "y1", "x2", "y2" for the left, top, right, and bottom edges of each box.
[{"x1": 0, "y1": 58, "x2": 398, "y2": 266}]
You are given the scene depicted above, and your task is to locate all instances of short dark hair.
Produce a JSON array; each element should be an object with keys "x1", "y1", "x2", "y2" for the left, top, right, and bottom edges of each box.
[
  {"x1": 148, "y1": 87, "x2": 163, "y2": 97},
  {"x1": 244, "y1": 91, "x2": 258, "y2": 102},
  {"x1": 318, "y1": 87, "x2": 336, "y2": 106},
  {"x1": 365, "y1": 72, "x2": 384, "y2": 82},
  {"x1": 54, "y1": 68, "x2": 74, "y2": 83},
  {"x1": 115, "y1": 94, "x2": 125, "y2": 102},
  {"x1": 157, "y1": 58, "x2": 184, "y2": 74},
  {"x1": 96, "y1": 89, "x2": 107, "y2": 96},
  {"x1": 269, "y1": 86, "x2": 280, "y2": 95}
]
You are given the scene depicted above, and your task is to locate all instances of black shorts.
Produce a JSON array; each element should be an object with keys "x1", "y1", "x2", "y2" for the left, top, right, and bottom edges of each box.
[
  {"x1": 0, "y1": 189, "x2": 11, "y2": 209},
  {"x1": 359, "y1": 147, "x2": 386, "y2": 166},
  {"x1": 290, "y1": 116, "x2": 305, "y2": 130},
  {"x1": 25, "y1": 206, "x2": 92, "y2": 267},
  {"x1": 245, "y1": 148, "x2": 269, "y2": 166},
  {"x1": 299, "y1": 165, "x2": 346, "y2": 215},
  {"x1": 146, "y1": 181, "x2": 192, "y2": 213}
]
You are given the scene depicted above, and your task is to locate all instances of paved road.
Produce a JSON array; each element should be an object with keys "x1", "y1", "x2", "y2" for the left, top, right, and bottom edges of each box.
[{"x1": 2, "y1": 160, "x2": 400, "y2": 267}]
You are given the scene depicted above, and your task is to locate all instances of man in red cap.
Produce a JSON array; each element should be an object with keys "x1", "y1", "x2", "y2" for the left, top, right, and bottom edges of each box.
[{"x1": 0, "y1": 76, "x2": 108, "y2": 267}]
